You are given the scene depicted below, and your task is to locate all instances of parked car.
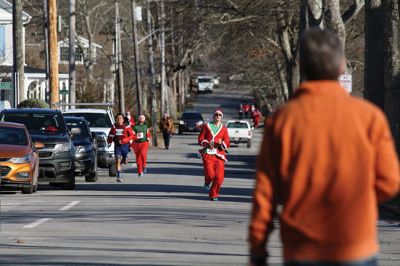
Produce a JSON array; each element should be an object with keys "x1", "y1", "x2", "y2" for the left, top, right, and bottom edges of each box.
[
  {"x1": 226, "y1": 120, "x2": 253, "y2": 148},
  {"x1": 65, "y1": 117, "x2": 98, "y2": 182},
  {"x1": 0, "y1": 109, "x2": 76, "y2": 189},
  {"x1": 0, "y1": 122, "x2": 43, "y2": 194},
  {"x1": 63, "y1": 108, "x2": 117, "y2": 176},
  {"x1": 178, "y1": 110, "x2": 204, "y2": 134}
]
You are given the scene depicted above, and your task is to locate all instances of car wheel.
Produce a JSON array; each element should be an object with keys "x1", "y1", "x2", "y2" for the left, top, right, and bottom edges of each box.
[
  {"x1": 109, "y1": 163, "x2": 117, "y2": 177},
  {"x1": 85, "y1": 156, "x2": 98, "y2": 182},
  {"x1": 247, "y1": 139, "x2": 251, "y2": 148},
  {"x1": 33, "y1": 181, "x2": 38, "y2": 192},
  {"x1": 21, "y1": 183, "x2": 34, "y2": 194},
  {"x1": 86, "y1": 169, "x2": 98, "y2": 182}
]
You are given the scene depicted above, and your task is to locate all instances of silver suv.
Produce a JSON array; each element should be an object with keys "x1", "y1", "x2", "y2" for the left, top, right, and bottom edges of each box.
[{"x1": 63, "y1": 108, "x2": 117, "y2": 176}]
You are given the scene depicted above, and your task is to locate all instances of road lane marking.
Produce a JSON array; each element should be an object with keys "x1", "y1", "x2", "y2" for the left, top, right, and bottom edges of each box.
[
  {"x1": 59, "y1": 201, "x2": 80, "y2": 211},
  {"x1": 23, "y1": 218, "x2": 52, "y2": 229}
]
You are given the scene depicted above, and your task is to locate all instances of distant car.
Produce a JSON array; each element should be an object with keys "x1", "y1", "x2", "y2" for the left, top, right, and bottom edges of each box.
[
  {"x1": 226, "y1": 120, "x2": 253, "y2": 148},
  {"x1": 0, "y1": 108, "x2": 76, "y2": 190},
  {"x1": 0, "y1": 121, "x2": 43, "y2": 194},
  {"x1": 65, "y1": 117, "x2": 98, "y2": 182},
  {"x1": 178, "y1": 110, "x2": 204, "y2": 134},
  {"x1": 63, "y1": 108, "x2": 117, "y2": 177}
]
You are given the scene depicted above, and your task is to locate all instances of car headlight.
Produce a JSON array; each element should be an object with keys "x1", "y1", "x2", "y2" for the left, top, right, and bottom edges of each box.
[
  {"x1": 198, "y1": 121, "x2": 203, "y2": 125},
  {"x1": 76, "y1": 144, "x2": 94, "y2": 153},
  {"x1": 9, "y1": 154, "x2": 32, "y2": 164},
  {"x1": 55, "y1": 143, "x2": 73, "y2": 152},
  {"x1": 179, "y1": 120, "x2": 184, "y2": 125}
]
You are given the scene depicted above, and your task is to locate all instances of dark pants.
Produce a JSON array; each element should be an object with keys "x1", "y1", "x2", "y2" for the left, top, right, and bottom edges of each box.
[
  {"x1": 285, "y1": 257, "x2": 377, "y2": 266},
  {"x1": 163, "y1": 132, "x2": 171, "y2": 148}
]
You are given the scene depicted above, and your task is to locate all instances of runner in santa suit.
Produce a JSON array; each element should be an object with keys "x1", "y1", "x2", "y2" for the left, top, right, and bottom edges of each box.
[
  {"x1": 131, "y1": 115, "x2": 151, "y2": 177},
  {"x1": 125, "y1": 111, "x2": 136, "y2": 127},
  {"x1": 107, "y1": 113, "x2": 134, "y2": 182},
  {"x1": 252, "y1": 108, "x2": 261, "y2": 128},
  {"x1": 198, "y1": 109, "x2": 230, "y2": 201}
]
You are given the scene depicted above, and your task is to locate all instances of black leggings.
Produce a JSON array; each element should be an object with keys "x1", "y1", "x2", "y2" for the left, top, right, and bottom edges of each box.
[{"x1": 163, "y1": 132, "x2": 171, "y2": 148}]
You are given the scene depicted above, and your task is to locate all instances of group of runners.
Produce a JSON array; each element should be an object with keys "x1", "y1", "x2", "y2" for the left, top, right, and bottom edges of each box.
[
  {"x1": 106, "y1": 109, "x2": 232, "y2": 201},
  {"x1": 107, "y1": 113, "x2": 150, "y2": 182}
]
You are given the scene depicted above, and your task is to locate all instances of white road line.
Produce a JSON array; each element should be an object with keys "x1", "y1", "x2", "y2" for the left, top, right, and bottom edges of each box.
[
  {"x1": 59, "y1": 201, "x2": 80, "y2": 211},
  {"x1": 23, "y1": 218, "x2": 52, "y2": 229}
]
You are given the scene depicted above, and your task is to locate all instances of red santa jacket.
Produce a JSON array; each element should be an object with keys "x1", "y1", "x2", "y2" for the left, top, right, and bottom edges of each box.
[
  {"x1": 107, "y1": 123, "x2": 134, "y2": 145},
  {"x1": 198, "y1": 122, "x2": 230, "y2": 161}
]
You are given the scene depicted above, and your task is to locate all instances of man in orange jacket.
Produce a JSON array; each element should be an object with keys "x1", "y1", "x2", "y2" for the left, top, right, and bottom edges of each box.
[{"x1": 249, "y1": 29, "x2": 400, "y2": 266}]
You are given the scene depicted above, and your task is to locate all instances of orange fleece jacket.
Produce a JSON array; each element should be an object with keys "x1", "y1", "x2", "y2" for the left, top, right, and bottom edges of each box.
[{"x1": 249, "y1": 81, "x2": 400, "y2": 262}]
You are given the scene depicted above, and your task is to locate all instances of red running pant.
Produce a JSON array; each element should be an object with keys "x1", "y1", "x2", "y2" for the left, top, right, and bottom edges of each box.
[
  {"x1": 202, "y1": 154, "x2": 225, "y2": 198},
  {"x1": 132, "y1": 141, "x2": 149, "y2": 174}
]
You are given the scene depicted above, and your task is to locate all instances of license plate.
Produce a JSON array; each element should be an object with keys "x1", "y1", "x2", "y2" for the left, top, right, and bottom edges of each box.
[{"x1": 188, "y1": 127, "x2": 194, "y2": 130}]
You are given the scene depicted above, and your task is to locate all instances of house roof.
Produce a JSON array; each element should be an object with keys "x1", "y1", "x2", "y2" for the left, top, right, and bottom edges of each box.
[{"x1": 0, "y1": 0, "x2": 31, "y2": 24}]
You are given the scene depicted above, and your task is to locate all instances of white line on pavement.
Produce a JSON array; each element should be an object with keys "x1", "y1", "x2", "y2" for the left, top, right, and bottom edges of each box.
[
  {"x1": 59, "y1": 201, "x2": 81, "y2": 211},
  {"x1": 23, "y1": 218, "x2": 52, "y2": 229}
]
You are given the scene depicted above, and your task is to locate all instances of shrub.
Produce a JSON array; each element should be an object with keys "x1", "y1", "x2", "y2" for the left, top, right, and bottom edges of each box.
[{"x1": 17, "y1": 99, "x2": 50, "y2": 109}]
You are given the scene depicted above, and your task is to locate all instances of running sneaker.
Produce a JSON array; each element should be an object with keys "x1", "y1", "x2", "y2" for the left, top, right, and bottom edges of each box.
[
  {"x1": 204, "y1": 182, "x2": 211, "y2": 190},
  {"x1": 138, "y1": 173, "x2": 144, "y2": 177},
  {"x1": 117, "y1": 177, "x2": 123, "y2": 182},
  {"x1": 210, "y1": 197, "x2": 218, "y2": 201}
]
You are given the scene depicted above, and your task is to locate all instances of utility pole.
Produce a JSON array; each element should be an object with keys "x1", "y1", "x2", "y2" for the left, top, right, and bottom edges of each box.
[
  {"x1": 146, "y1": 0, "x2": 157, "y2": 146},
  {"x1": 43, "y1": 0, "x2": 50, "y2": 104},
  {"x1": 69, "y1": 0, "x2": 76, "y2": 108},
  {"x1": 131, "y1": 1, "x2": 142, "y2": 115},
  {"x1": 159, "y1": 0, "x2": 167, "y2": 115},
  {"x1": 12, "y1": 0, "x2": 24, "y2": 106},
  {"x1": 115, "y1": 0, "x2": 125, "y2": 114},
  {"x1": 48, "y1": 0, "x2": 59, "y2": 108}
]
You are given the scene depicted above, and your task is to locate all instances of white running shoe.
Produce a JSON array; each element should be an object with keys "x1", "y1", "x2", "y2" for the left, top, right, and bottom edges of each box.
[{"x1": 117, "y1": 177, "x2": 123, "y2": 182}]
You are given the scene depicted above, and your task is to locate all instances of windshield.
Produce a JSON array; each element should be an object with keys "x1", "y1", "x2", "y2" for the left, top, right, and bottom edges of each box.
[
  {"x1": 0, "y1": 113, "x2": 67, "y2": 134},
  {"x1": 66, "y1": 120, "x2": 90, "y2": 140},
  {"x1": 0, "y1": 127, "x2": 28, "y2": 145},
  {"x1": 198, "y1": 78, "x2": 212, "y2": 83},
  {"x1": 227, "y1": 122, "x2": 249, "y2": 129},
  {"x1": 64, "y1": 113, "x2": 113, "y2": 128},
  {"x1": 181, "y1": 112, "x2": 203, "y2": 120}
]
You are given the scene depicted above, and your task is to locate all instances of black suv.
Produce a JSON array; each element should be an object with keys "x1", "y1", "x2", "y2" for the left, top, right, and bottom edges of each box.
[
  {"x1": 65, "y1": 117, "x2": 98, "y2": 182},
  {"x1": 0, "y1": 109, "x2": 76, "y2": 189},
  {"x1": 178, "y1": 110, "x2": 204, "y2": 134}
]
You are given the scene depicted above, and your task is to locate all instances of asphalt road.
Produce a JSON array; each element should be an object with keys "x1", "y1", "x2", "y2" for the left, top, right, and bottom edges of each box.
[{"x1": 1, "y1": 86, "x2": 399, "y2": 266}]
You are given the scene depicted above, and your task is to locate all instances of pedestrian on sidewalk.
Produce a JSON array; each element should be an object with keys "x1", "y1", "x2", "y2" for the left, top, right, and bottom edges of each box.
[
  {"x1": 131, "y1": 115, "x2": 151, "y2": 177},
  {"x1": 107, "y1": 113, "x2": 134, "y2": 182},
  {"x1": 249, "y1": 28, "x2": 400, "y2": 266},
  {"x1": 159, "y1": 112, "x2": 174, "y2": 149},
  {"x1": 198, "y1": 109, "x2": 230, "y2": 201}
]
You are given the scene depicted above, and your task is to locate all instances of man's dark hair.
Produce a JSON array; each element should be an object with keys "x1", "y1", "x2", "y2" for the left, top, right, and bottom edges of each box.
[{"x1": 299, "y1": 28, "x2": 344, "y2": 81}]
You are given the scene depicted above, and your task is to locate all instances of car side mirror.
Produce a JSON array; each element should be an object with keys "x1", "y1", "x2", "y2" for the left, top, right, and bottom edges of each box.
[{"x1": 34, "y1": 141, "x2": 45, "y2": 150}]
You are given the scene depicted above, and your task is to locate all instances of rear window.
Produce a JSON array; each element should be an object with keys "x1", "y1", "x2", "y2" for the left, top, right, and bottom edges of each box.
[
  {"x1": 0, "y1": 127, "x2": 28, "y2": 145},
  {"x1": 0, "y1": 112, "x2": 67, "y2": 134},
  {"x1": 64, "y1": 113, "x2": 112, "y2": 128},
  {"x1": 181, "y1": 112, "x2": 203, "y2": 120},
  {"x1": 66, "y1": 120, "x2": 90, "y2": 140},
  {"x1": 198, "y1": 78, "x2": 212, "y2": 83},
  {"x1": 227, "y1": 122, "x2": 249, "y2": 129}
]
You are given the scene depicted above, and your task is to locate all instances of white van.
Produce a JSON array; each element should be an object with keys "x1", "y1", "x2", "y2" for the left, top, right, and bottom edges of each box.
[{"x1": 196, "y1": 76, "x2": 214, "y2": 93}]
